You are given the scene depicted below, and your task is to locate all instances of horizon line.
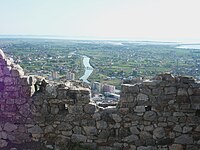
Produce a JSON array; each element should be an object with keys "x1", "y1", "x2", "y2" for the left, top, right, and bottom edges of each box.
[{"x1": 0, "y1": 34, "x2": 199, "y2": 44}]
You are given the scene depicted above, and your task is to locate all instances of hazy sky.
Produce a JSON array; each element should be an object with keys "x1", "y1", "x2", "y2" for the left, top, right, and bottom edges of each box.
[{"x1": 0, "y1": 0, "x2": 200, "y2": 42}]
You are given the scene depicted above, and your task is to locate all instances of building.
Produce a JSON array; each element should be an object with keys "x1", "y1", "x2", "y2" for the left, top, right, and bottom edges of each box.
[
  {"x1": 92, "y1": 82, "x2": 102, "y2": 93},
  {"x1": 66, "y1": 71, "x2": 75, "y2": 80},
  {"x1": 52, "y1": 71, "x2": 59, "y2": 80},
  {"x1": 102, "y1": 84, "x2": 115, "y2": 93}
]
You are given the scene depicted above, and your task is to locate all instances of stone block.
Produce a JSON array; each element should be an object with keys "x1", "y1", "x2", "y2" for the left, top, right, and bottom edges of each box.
[
  {"x1": 153, "y1": 127, "x2": 165, "y2": 139},
  {"x1": 81, "y1": 119, "x2": 96, "y2": 126},
  {"x1": 194, "y1": 125, "x2": 200, "y2": 132},
  {"x1": 96, "y1": 121, "x2": 107, "y2": 129},
  {"x1": 28, "y1": 125, "x2": 43, "y2": 134},
  {"x1": 169, "y1": 144, "x2": 183, "y2": 150},
  {"x1": 56, "y1": 122, "x2": 72, "y2": 131},
  {"x1": 129, "y1": 126, "x2": 140, "y2": 134},
  {"x1": 144, "y1": 125, "x2": 154, "y2": 131},
  {"x1": 68, "y1": 105, "x2": 83, "y2": 114},
  {"x1": 137, "y1": 93, "x2": 149, "y2": 101},
  {"x1": 134, "y1": 106, "x2": 146, "y2": 113},
  {"x1": 18, "y1": 103, "x2": 30, "y2": 117},
  {"x1": 167, "y1": 116, "x2": 178, "y2": 122},
  {"x1": 121, "y1": 84, "x2": 139, "y2": 94},
  {"x1": 44, "y1": 125, "x2": 54, "y2": 133},
  {"x1": 139, "y1": 131, "x2": 152, "y2": 140},
  {"x1": 188, "y1": 88, "x2": 193, "y2": 95},
  {"x1": 182, "y1": 126, "x2": 192, "y2": 133},
  {"x1": 55, "y1": 135, "x2": 70, "y2": 145},
  {"x1": 71, "y1": 134, "x2": 87, "y2": 143},
  {"x1": 174, "y1": 134, "x2": 193, "y2": 144},
  {"x1": 15, "y1": 98, "x2": 27, "y2": 105},
  {"x1": 3, "y1": 66, "x2": 11, "y2": 75},
  {"x1": 4, "y1": 77, "x2": 14, "y2": 86},
  {"x1": 61, "y1": 131, "x2": 72, "y2": 136},
  {"x1": 177, "y1": 88, "x2": 188, "y2": 96},
  {"x1": 186, "y1": 145, "x2": 198, "y2": 150},
  {"x1": 137, "y1": 146, "x2": 157, "y2": 150},
  {"x1": 111, "y1": 114, "x2": 122, "y2": 122},
  {"x1": 83, "y1": 126, "x2": 97, "y2": 136},
  {"x1": 4, "y1": 104, "x2": 17, "y2": 112},
  {"x1": 152, "y1": 88, "x2": 163, "y2": 95},
  {"x1": 80, "y1": 143, "x2": 97, "y2": 149},
  {"x1": 84, "y1": 104, "x2": 96, "y2": 114},
  {"x1": 164, "y1": 87, "x2": 176, "y2": 94},
  {"x1": 173, "y1": 125, "x2": 182, "y2": 132},
  {"x1": 0, "y1": 139, "x2": 8, "y2": 148},
  {"x1": 113, "y1": 142, "x2": 123, "y2": 149},
  {"x1": 143, "y1": 80, "x2": 161, "y2": 86},
  {"x1": 73, "y1": 126, "x2": 82, "y2": 134},
  {"x1": 173, "y1": 112, "x2": 185, "y2": 117},
  {"x1": 50, "y1": 105, "x2": 59, "y2": 114},
  {"x1": 179, "y1": 76, "x2": 195, "y2": 84},
  {"x1": 123, "y1": 134, "x2": 138, "y2": 143},
  {"x1": 0, "y1": 131, "x2": 7, "y2": 139},
  {"x1": 176, "y1": 96, "x2": 190, "y2": 103},
  {"x1": 140, "y1": 86, "x2": 151, "y2": 95},
  {"x1": 143, "y1": 111, "x2": 157, "y2": 121},
  {"x1": 157, "y1": 138, "x2": 173, "y2": 145},
  {"x1": 11, "y1": 68, "x2": 24, "y2": 77},
  {"x1": 190, "y1": 96, "x2": 200, "y2": 103},
  {"x1": 6, "y1": 98, "x2": 15, "y2": 104}
]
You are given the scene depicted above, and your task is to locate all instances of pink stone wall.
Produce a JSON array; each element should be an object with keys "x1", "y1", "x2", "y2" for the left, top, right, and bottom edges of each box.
[{"x1": 0, "y1": 49, "x2": 35, "y2": 147}]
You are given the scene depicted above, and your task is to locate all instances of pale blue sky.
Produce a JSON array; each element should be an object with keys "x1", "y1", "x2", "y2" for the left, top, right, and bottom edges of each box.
[{"x1": 0, "y1": 0, "x2": 200, "y2": 42}]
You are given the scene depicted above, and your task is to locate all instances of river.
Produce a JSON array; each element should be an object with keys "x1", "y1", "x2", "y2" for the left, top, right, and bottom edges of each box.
[{"x1": 79, "y1": 56, "x2": 94, "y2": 83}]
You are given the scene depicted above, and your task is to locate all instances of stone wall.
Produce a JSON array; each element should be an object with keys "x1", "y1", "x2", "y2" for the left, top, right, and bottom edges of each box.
[
  {"x1": 1, "y1": 49, "x2": 200, "y2": 150},
  {"x1": 119, "y1": 73, "x2": 200, "y2": 150},
  {"x1": 0, "y1": 49, "x2": 36, "y2": 147},
  {"x1": 31, "y1": 73, "x2": 200, "y2": 150}
]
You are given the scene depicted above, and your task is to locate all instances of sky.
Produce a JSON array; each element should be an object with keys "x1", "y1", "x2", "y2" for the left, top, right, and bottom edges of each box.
[{"x1": 0, "y1": 0, "x2": 200, "y2": 42}]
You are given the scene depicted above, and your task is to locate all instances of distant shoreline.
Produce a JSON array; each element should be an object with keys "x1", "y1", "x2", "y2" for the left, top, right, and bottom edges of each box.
[{"x1": 0, "y1": 35, "x2": 199, "y2": 44}]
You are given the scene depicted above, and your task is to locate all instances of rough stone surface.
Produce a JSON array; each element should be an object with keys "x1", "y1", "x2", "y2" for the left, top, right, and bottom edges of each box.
[
  {"x1": 83, "y1": 126, "x2": 97, "y2": 135},
  {"x1": 0, "y1": 139, "x2": 8, "y2": 148},
  {"x1": 111, "y1": 114, "x2": 122, "y2": 122},
  {"x1": 123, "y1": 134, "x2": 138, "y2": 143},
  {"x1": 28, "y1": 125, "x2": 43, "y2": 134},
  {"x1": 144, "y1": 111, "x2": 157, "y2": 121},
  {"x1": 183, "y1": 126, "x2": 192, "y2": 133},
  {"x1": 71, "y1": 134, "x2": 87, "y2": 142},
  {"x1": 134, "y1": 106, "x2": 146, "y2": 113},
  {"x1": 96, "y1": 121, "x2": 108, "y2": 129},
  {"x1": 175, "y1": 134, "x2": 193, "y2": 144},
  {"x1": 170, "y1": 144, "x2": 183, "y2": 150},
  {"x1": 4, "y1": 123, "x2": 17, "y2": 132},
  {"x1": 130, "y1": 126, "x2": 140, "y2": 134},
  {"x1": 153, "y1": 127, "x2": 165, "y2": 139}
]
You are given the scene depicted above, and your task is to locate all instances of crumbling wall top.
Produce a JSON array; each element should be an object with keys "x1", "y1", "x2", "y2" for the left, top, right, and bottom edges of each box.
[{"x1": 120, "y1": 72, "x2": 200, "y2": 111}]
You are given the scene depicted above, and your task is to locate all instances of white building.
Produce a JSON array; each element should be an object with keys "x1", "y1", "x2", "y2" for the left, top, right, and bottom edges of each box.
[
  {"x1": 66, "y1": 72, "x2": 75, "y2": 80},
  {"x1": 52, "y1": 71, "x2": 58, "y2": 80}
]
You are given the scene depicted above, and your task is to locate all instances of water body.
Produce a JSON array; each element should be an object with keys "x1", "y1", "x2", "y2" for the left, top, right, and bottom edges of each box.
[
  {"x1": 176, "y1": 45, "x2": 200, "y2": 49},
  {"x1": 79, "y1": 56, "x2": 94, "y2": 83}
]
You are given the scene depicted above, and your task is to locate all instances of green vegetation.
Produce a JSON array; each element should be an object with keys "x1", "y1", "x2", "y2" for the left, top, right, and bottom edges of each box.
[
  {"x1": 77, "y1": 42, "x2": 200, "y2": 88},
  {"x1": 0, "y1": 39, "x2": 199, "y2": 89},
  {"x1": 0, "y1": 38, "x2": 84, "y2": 79}
]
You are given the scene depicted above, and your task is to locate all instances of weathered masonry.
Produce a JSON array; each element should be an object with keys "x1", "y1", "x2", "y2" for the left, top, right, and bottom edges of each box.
[{"x1": 0, "y1": 49, "x2": 200, "y2": 150}]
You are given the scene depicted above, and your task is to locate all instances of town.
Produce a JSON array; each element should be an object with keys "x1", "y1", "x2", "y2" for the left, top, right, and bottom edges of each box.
[{"x1": 0, "y1": 38, "x2": 200, "y2": 106}]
